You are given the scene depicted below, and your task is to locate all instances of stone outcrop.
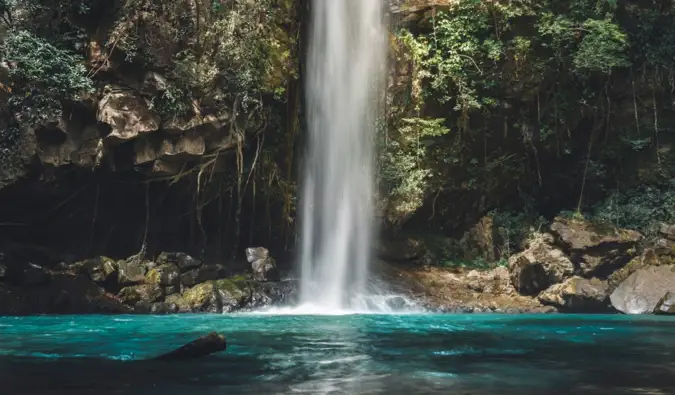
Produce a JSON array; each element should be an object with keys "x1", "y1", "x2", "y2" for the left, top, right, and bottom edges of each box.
[
  {"x1": 508, "y1": 236, "x2": 574, "y2": 295},
  {"x1": 610, "y1": 265, "x2": 675, "y2": 314},
  {"x1": 0, "y1": 247, "x2": 294, "y2": 315},
  {"x1": 246, "y1": 247, "x2": 278, "y2": 282},
  {"x1": 98, "y1": 86, "x2": 160, "y2": 145},
  {"x1": 550, "y1": 216, "x2": 641, "y2": 277},
  {"x1": 538, "y1": 276, "x2": 611, "y2": 313}
]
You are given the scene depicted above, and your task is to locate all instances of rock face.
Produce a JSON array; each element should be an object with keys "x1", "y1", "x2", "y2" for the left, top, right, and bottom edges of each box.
[
  {"x1": 98, "y1": 87, "x2": 160, "y2": 144},
  {"x1": 550, "y1": 217, "x2": 641, "y2": 277},
  {"x1": 508, "y1": 238, "x2": 574, "y2": 295},
  {"x1": 610, "y1": 265, "x2": 675, "y2": 314},
  {"x1": 538, "y1": 276, "x2": 611, "y2": 313}
]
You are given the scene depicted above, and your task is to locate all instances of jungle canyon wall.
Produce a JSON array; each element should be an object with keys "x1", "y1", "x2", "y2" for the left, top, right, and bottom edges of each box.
[
  {"x1": 1, "y1": 0, "x2": 675, "y2": 281},
  {"x1": 0, "y1": 0, "x2": 303, "y2": 268}
]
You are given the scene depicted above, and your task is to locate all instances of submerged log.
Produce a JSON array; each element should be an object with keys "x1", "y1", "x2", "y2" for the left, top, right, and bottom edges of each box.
[{"x1": 152, "y1": 332, "x2": 227, "y2": 361}]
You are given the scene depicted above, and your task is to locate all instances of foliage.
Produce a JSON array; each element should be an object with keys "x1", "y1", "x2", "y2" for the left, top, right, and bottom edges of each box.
[
  {"x1": 593, "y1": 182, "x2": 675, "y2": 236},
  {"x1": 0, "y1": 29, "x2": 93, "y2": 126},
  {"x1": 381, "y1": 0, "x2": 675, "y2": 233}
]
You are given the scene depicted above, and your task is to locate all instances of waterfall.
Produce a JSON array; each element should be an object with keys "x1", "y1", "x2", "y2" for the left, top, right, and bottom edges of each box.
[{"x1": 298, "y1": 0, "x2": 386, "y2": 311}]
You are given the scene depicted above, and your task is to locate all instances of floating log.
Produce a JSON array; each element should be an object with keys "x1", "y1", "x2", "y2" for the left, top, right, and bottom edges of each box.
[{"x1": 152, "y1": 331, "x2": 227, "y2": 361}]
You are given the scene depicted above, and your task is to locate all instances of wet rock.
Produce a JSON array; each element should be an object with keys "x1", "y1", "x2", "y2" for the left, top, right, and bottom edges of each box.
[
  {"x1": 180, "y1": 264, "x2": 228, "y2": 287},
  {"x1": 262, "y1": 280, "x2": 299, "y2": 305},
  {"x1": 117, "y1": 258, "x2": 148, "y2": 285},
  {"x1": 508, "y1": 238, "x2": 574, "y2": 295},
  {"x1": 157, "y1": 252, "x2": 202, "y2": 272},
  {"x1": 550, "y1": 216, "x2": 641, "y2": 277},
  {"x1": 146, "y1": 264, "x2": 180, "y2": 286},
  {"x1": 149, "y1": 302, "x2": 178, "y2": 314},
  {"x1": 246, "y1": 247, "x2": 278, "y2": 282},
  {"x1": 538, "y1": 276, "x2": 611, "y2": 313},
  {"x1": 610, "y1": 265, "x2": 675, "y2": 314},
  {"x1": 118, "y1": 284, "x2": 163, "y2": 305},
  {"x1": 183, "y1": 277, "x2": 250, "y2": 313},
  {"x1": 77, "y1": 256, "x2": 118, "y2": 283},
  {"x1": 98, "y1": 86, "x2": 160, "y2": 144},
  {"x1": 654, "y1": 292, "x2": 675, "y2": 314},
  {"x1": 0, "y1": 263, "x2": 6, "y2": 280},
  {"x1": 165, "y1": 293, "x2": 192, "y2": 313}
]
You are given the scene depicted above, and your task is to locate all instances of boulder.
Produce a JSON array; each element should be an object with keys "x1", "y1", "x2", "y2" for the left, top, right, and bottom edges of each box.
[
  {"x1": 77, "y1": 256, "x2": 118, "y2": 283},
  {"x1": 610, "y1": 265, "x2": 675, "y2": 314},
  {"x1": 538, "y1": 276, "x2": 611, "y2": 312},
  {"x1": 165, "y1": 293, "x2": 192, "y2": 313},
  {"x1": 146, "y1": 264, "x2": 180, "y2": 286},
  {"x1": 550, "y1": 216, "x2": 641, "y2": 277},
  {"x1": 246, "y1": 247, "x2": 278, "y2": 282},
  {"x1": 98, "y1": 86, "x2": 160, "y2": 144},
  {"x1": 117, "y1": 284, "x2": 163, "y2": 305},
  {"x1": 508, "y1": 238, "x2": 574, "y2": 295},
  {"x1": 117, "y1": 258, "x2": 148, "y2": 285},
  {"x1": 180, "y1": 264, "x2": 228, "y2": 287},
  {"x1": 654, "y1": 292, "x2": 675, "y2": 314},
  {"x1": 183, "y1": 277, "x2": 250, "y2": 313},
  {"x1": 607, "y1": 249, "x2": 667, "y2": 292},
  {"x1": 157, "y1": 252, "x2": 202, "y2": 272}
]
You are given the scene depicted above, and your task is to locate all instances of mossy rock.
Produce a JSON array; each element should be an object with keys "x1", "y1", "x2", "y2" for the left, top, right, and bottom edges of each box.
[
  {"x1": 117, "y1": 284, "x2": 163, "y2": 305},
  {"x1": 165, "y1": 293, "x2": 192, "y2": 312},
  {"x1": 182, "y1": 277, "x2": 250, "y2": 313},
  {"x1": 146, "y1": 264, "x2": 180, "y2": 286},
  {"x1": 76, "y1": 256, "x2": 118, "y2": 283}
]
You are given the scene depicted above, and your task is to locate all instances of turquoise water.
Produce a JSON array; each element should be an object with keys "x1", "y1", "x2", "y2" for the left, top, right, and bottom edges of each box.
[{"x1": 2, "y1": 314, "x2": 675, "y2": 394}]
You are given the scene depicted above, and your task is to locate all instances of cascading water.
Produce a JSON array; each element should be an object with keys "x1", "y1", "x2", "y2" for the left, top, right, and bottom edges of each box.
[{"x1": 298, "y1": 0, "x2": 387, "y2": 312}]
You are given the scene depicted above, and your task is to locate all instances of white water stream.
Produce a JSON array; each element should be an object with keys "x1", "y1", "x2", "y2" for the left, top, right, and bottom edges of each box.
[{"x1": 298, "y1": 0, "x2": 387, "y2": 311}]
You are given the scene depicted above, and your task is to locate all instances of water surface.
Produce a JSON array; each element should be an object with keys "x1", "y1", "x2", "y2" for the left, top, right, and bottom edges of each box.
[{"x1": 1, "y1": 314, "x2": 675, "y2": 394}]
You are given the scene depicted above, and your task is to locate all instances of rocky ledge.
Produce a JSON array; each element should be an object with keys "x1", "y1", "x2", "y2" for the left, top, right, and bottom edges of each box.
[
  {"x1": 0, "y1": 248, "x2": 297, "y2": 315},
  {"x1": 376, "y1": 216, "x2": 675, "y2": 315}
]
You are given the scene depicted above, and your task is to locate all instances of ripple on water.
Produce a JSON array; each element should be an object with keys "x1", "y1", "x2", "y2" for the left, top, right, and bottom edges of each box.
[{"x1": 1, "y1": 314, "x2": 675, "y2": 394}]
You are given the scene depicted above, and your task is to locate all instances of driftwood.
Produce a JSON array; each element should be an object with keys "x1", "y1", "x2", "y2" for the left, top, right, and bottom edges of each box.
[{"x1": 152, "y1": 332, "x2": 227, "y2": 361}]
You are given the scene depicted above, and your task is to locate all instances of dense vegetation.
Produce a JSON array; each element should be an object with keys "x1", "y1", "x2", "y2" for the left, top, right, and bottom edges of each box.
[
  {"x1": 382, "y1": 0, "x2": 675, "y2": 248},
  {"x1": 0, "y1": 0, "x2": 675, "y2": 267}
]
